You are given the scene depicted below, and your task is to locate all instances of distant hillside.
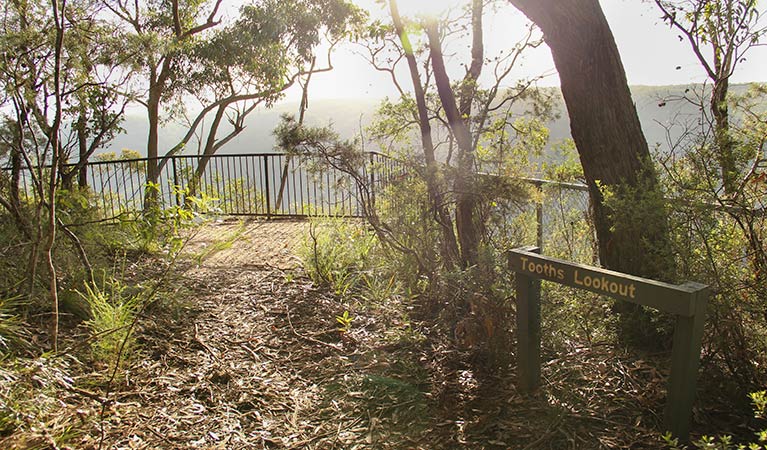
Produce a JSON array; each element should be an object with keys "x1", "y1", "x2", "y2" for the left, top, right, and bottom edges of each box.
[
  {"x1": 107, "y1": 98, "x2": 383, "y2": 157},
  {"x1": 104, "y1": 84, "x2": 752, "y2": 159}
]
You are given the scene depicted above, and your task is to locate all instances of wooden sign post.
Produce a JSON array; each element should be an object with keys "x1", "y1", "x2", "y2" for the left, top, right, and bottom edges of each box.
[{"x1": 509, "y1": 246, "x2": 709, "y2": 441}]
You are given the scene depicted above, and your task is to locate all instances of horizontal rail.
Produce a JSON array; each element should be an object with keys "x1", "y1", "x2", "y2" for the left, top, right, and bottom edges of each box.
[
  {"x1": 3, "y1": 152, "x2": 764, "y2": 225},
  {"x1": 1, "y1": 152, "x2": 405, "y2": 220}
]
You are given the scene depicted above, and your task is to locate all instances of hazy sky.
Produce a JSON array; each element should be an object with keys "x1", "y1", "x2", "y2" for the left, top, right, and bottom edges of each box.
[{"x1": 278, "y1": 0, "x2": 767, "y2": 102}]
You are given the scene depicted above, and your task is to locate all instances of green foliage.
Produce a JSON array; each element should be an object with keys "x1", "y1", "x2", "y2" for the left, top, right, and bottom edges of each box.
[
  {"x1": 188, "y1": 0, "x2": 365, "y2": 99},
  {"x1": 753, "y1": 391, "x2": 767, "y2": 419},
  {"x1": 542, "y1": 139, "x2": 583, "y2": 182},
  {"x1": 663, "y1": 391, "x2": 767, "y2": 449},
  {"x1": 598, "y1": 172, "x2": 678, "y2": 348},
  {"x1": 299, "y1": 217, "x2": 377, "y2": 296},
  {"x1": 335, "y1": 310, "x2": 354, "y2": 333},
  {"x1": 374, "y1": 175, "x2": 442, "y2": 282},
  {"x1": 94, "y1": 149, "x2": 142, "y2": 162},
  {"x1": 94, "y1": 150, "x2": 146, "y2": 175},
  {"x1": 118, "y1": 184, "x2": 214, "y2": 256},
  {"x1": 0, "y1": 294, "x2": 27, "y2": 356},
  {"x1": 360, "y1": 273, "x2": 400, "y2": 305},
  {"x1": 79, "y1": 279, "x2": 142, "y2": 367},
  {"x1": 599, "y1": 169, "x2": 676, "y2": 280},
  {"x1": 657, "y1": 84, "x2": 767, "y2": 381}
]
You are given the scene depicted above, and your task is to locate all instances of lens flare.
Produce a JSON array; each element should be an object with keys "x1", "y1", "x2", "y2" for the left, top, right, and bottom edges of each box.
[{"x1": 398, "y1": 0, "x2": 460, "y2": 19}]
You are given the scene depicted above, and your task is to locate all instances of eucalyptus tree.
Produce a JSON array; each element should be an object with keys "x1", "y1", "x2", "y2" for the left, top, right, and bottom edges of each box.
[
  {"x1": 160, "y1": 0, "x2": 364, "y2": 197},
  {"x1": 1, "y1": 0, "x2": 129, "y2": 197},
  {"x1": 506, "y1": 0, "x2": 676, "y2": 345},
  {"x1": 272, "y1": 0, "x2": 552, "y2": 365},
  {"x1": 366, "y1": 0, "x2": 550, "y2": 269},
  {"x1": 383, "y1": 0, "x2": 461, "y2": 266},
  {"x1": 102, "y1": 0, "x2": 363, "y2": 207},
  {"x1": 0, "y1": 0, "x2": 126, "y2": 349},
  {"x1": 1, "y1": 0, "x2": 66, "y2": 351},
  {"x1": 652, "y1": 0, "x2": 767, "y2": 379},
  {"x1": 654, "y1": 0, "x2": 766, "y2": 195}
]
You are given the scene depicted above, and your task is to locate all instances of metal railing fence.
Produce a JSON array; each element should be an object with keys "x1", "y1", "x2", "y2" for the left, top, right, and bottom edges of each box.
[
  {"x1": 7, "y1": 152, "x2": 761, "y2": 262},
  {"x1": 3, "y1": 152, "x2": 406, "y2": 220}
]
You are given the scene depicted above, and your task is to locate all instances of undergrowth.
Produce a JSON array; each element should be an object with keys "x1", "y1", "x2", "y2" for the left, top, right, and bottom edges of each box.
[
  {"x1": 299, "y1": 217, "x2": 378, "y2": 297},
  {"x1": 664, "y1": 390, "x2": 767, "y2": 449},
  {"x1": 79, "y1": 279, "x2": 142, "y2": 367},
  {"x1": 0, "y1": 184, "x2": 215, "y2": 447},
  {"x1": 0, "y1": 294, "x2": 27, "y2": 356}
]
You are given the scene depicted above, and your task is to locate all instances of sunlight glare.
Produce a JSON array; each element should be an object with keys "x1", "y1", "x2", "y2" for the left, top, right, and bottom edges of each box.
[{"x1": 398, "y1": 0, "x2": 462, "y2": 19}]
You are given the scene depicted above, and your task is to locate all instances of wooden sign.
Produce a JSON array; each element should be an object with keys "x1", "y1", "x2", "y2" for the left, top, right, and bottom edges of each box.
[
  {"x1": 509, "y1": 246, "x2": 706, "y2": 317},
  {"x1": 508, "y1": 246, "x2": 709, "y2": 442}
]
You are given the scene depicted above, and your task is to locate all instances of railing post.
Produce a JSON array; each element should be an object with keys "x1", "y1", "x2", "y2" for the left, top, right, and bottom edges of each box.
[
  {"x1": 536, "y1": 181, "x2": 544, "y2": 250},
  {"x1": 171, "y1": 157, "x2": 181, "y2": 207},
  {"x1": 665, "y1": 283, "x2": 709, "y2": 441},
  {"x1": 369, "y1": 152, "x2": 376, "y2": 212},
  {"x1": 514, "y1": 246, "x2": 542, "y2": 393},
  {"x1": 263, "y1": 154, "x2": 271, "y2": 219}
]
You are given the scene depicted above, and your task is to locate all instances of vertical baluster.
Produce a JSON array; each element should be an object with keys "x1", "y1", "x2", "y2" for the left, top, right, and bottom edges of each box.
[
  {"x1": 263, "y1": 155, "x2": 272, "y2": 218},
  {"x1": 298, "y1": 157, "x2": 305, "y2": 216}
]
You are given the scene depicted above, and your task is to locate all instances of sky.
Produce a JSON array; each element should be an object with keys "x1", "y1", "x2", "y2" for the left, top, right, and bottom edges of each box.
[{"x1": 277, "y1": 0, "x2": 767, "y2": 103}]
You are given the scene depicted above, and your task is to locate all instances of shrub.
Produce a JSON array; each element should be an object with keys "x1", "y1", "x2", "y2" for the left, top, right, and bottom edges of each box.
[
  {"x1": 79, "y1": 279, "x2": 142, "y2": 367},
  {"x1": 299, "y1": 217, "x2": 378, "y2": 297},
  {"x1": 664, "y1": 390, "x2": 767, "y2": 449},
  {"x1": 0, "y1": 294, "x2": 27, "y2": 356}
]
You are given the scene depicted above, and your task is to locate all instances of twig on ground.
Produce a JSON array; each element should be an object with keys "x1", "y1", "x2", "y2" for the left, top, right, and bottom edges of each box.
[
  {"x1": 193, "y1": 321, "x2": 221, "y2": 362},
  {"x1": 286, "y1": 307, "x2": 342, "y2": 351}
]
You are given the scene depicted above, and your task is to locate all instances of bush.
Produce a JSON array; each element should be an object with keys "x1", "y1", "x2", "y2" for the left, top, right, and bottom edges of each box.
[
  {"x1": 299, "y1": 217, "x2": 378, "y2": 297},
  {"x1": 664, "y1": 390, "x2": 767, "y2": 449},
  {"x1": 0, "y1": 294, "x2": 27, "y2": 356},
  {"x1": 79, "y1": 279, "x2": 142, "y2": 367}
]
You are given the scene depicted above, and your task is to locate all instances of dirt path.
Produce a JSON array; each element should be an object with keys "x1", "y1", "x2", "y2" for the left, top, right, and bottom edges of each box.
[
  {"x1": 0, "y1": 218, "x2": 745, "y2": 449},
  {"x1": 12, "y1": 218, "x2": 677, "y2": 449},
  {"x1": 86, "y1": 219, "x2": 446, "y2": 449},
  {"x1": 186, "y1": 219, "x2": 307, "y2": 270}
]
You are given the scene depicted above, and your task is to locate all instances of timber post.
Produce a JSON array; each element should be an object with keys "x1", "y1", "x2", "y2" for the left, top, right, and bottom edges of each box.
[{"x1": 516, "y1": 245, "x2": 541, "y2": 392}]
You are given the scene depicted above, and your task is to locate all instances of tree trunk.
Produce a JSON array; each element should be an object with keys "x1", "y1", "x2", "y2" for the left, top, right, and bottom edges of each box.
[
  {"x1": 10, "y1": 145, "x2": 23, "y2": 216},
  {"x1": 189, "y1": 104, "x2": 226, "y2": 199},
  {"x1": 47, "y1": 0, "x2": 65, "y2": 352},
  {"x1": 508, "y1": 0, "x2": 676, "y2": 345},
  {"x1": 389, "y1": 0, "x2": 460, "y2": 267},
  {"x1": 277, "y1": 57, "x2": 315, "y2": 208},
  {"x1": 2, "y1": 147, "x2": 33, "y2": 240},
  {"x1": 458, "y1": 0, "x2": 484, "y2": 118},
  {"x1": 77, "y1": 112, "x2": 88, "y2": 188},
  {"x1": 712, "y1": 76, "x2": 736, "y2": 194},
  {"x1": 425, "y1": 19, "x2": 480, "y2": 267},
  {"x1": 145, "y1": 84, "x2": 162, "y2": 210}
]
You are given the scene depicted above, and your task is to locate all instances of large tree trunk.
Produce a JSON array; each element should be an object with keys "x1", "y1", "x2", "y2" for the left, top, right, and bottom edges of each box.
[{"x1": 508, "y1": 0, "x2": 675, "y2": 345}]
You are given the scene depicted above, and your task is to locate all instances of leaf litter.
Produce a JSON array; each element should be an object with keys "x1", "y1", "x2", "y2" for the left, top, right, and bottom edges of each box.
[{"x1": 0, "y1": 220, "x2": 728, "y2": 448}]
